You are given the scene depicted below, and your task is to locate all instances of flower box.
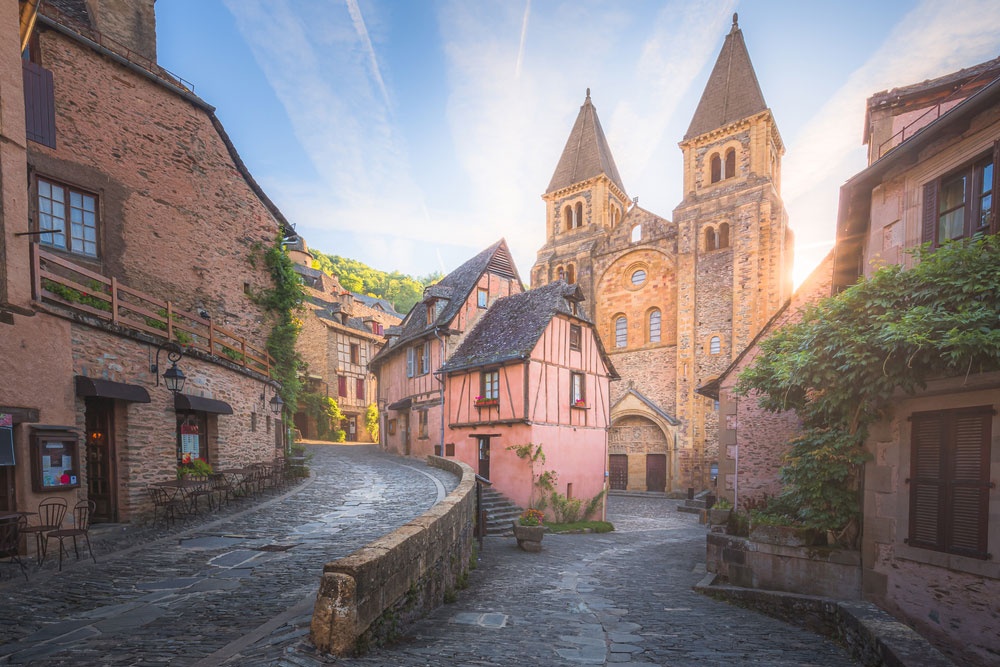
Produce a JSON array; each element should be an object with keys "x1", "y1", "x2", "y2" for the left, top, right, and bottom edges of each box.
[
  {"x1": 571, "y1": 401, "x2": 587, "y2": 409},
  {"x1": 474, "y1": 398, "x2": 499, "y2": 408}
]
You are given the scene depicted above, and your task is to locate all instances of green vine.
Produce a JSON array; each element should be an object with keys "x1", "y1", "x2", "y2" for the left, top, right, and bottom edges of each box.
[
  {"x1": 365, "y1": 403, "x2": 380, "y2": 442},
  {"x1": 43, "y1": 278, "x2": 111, "y2": 312},
  {"x1": 301, "y1": 391, "x2": 345, "y2": 441},
  {"x1": 252, "y1": 237, "x2": 305, "y2": 414},
  {"x1": 736, "y1": 236, "x2": 1000, "y2": 541}
]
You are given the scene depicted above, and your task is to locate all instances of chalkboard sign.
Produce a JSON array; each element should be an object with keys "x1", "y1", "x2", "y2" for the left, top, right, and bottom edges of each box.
[{"x1": 0, "y1": 427, "x2": 13, "y2": 466}]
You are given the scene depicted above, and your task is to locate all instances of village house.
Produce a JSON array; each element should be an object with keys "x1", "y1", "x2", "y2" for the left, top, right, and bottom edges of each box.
[
  {"x1": 438, "y1": 280, "x2": 617, "y2": 514},
  {"x1": 371, "y1": 240, "x2": 523, "y2": 458},
  {"x1": 285, "y1": 236, "x2": 401, "y2": 442},
  {"x1": 701, "y1": 56, "x2": 1000, "y2": 666},
  {"x1": 0, "y1": 0, "x2": 292, "y2": 531},
  {"x1": 531, "y1": 15, "x2": 793, "y2": 495}
]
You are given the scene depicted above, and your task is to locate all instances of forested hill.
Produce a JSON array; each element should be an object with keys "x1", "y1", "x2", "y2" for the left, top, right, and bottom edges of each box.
[{"x1": 311, "y1": 252, "x2": 442, "y2": 315}]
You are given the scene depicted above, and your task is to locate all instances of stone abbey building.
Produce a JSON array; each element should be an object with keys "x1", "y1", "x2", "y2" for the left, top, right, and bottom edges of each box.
[{"x1": 532, "y1": 16, "x2": 793, "y2": 494}]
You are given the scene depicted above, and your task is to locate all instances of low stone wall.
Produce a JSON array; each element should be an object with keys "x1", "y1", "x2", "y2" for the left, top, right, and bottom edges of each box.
[
  {"x1": 310, "y1": 456, "x2": 476, "y2": 656},
  {"x1": 707, "y1": 532, "x2": 861, "y2": 599},
  {"x1": 695, "y1": 581, "x2": 956, "y2": 667}
]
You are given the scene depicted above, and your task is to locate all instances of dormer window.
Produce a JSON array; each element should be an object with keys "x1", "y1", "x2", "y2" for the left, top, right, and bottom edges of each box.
[
  {"x1": 426, "y1": 302, "x2": 435, "y2": 324},
  {"x1": 569, "y1": 324, "x2": 581, "y2": 350}
]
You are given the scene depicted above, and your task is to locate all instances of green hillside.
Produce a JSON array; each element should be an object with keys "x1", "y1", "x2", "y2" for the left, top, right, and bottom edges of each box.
[{"x1": 311, "y1": 252, "x2": 441, "y2": 315}]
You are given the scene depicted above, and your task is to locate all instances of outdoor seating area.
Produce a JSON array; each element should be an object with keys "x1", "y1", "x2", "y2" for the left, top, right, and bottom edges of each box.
[
  {"x1": 0, "y1": 497, "x2": 97, "y2": 579},
  {"x1": 144, "y1": 457, "x2": 297, "y2": 527}
]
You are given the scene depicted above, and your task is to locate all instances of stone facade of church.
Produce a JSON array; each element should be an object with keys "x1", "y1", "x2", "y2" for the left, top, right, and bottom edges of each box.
[{"x1": 532, "y1": 17, "x2": 793, "y2": 494}]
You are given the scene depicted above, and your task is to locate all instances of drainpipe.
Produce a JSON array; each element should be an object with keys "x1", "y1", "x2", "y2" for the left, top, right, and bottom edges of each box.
[{"x1": 433, "y1": 328, "x2": 446, "y2": 457}]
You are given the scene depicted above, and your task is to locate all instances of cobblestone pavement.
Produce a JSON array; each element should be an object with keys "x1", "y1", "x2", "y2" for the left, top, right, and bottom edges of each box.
[
  {"x1": 247, "y1": 495, "x2": 861, "y2": 667},
  {"x1": 0, "y1": 444, "x2": 456, "y2": 666}
]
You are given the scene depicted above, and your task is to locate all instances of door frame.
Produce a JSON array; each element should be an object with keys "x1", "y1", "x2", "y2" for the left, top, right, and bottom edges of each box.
[{"x1": 85, "y1": 397, "x2": 117, "y2": 522}]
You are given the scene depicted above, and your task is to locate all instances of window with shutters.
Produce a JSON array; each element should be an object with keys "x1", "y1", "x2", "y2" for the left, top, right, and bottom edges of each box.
[
  {"x1": 419, "y1": 341, "x2": 430, "y2": 375},
  {"x1": 355, "y1": 378, "x2": 364, "y2": 400},
  {"x1": 337, "y1": 375, "x2": 347, "y2": 397},
  {"x1": 922, "y1": 149, "x2": 997, "y2": 247},
  {"x1": 908, "y1": 405, "x2": 993, "y2": 560},
  {"x1": 406, "y1": 346, "x2": 415, "y2": 378}
]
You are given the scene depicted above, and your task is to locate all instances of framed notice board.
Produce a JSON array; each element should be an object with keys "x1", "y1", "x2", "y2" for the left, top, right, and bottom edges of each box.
[{"x1": 30, "y1": 428, "x2": 80, "y2": 492}]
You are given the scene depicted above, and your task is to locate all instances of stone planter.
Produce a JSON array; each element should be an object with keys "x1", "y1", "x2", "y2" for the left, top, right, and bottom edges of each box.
[
  {"x1": 749, "y1": 524, "x2": 825, "y2": 547},
  {"x1": 708, "y1": 508, "x2": 732, "y2": 526},
  {"x1": 512, "y1": 522, "x2": 544, "y2": 552}
]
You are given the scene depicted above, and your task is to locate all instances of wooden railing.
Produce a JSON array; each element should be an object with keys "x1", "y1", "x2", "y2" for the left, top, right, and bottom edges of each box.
[{"x1": 31, "y1": 244, "x2": 274, "y2": 376}]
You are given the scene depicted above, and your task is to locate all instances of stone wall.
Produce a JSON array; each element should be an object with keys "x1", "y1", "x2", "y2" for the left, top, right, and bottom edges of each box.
[
  {"x1": 706, "y1": 532, "x2": 861, "y2": 600},
  {"x1": 311, "y1": 456, "x2": 476, "y2": 656}
]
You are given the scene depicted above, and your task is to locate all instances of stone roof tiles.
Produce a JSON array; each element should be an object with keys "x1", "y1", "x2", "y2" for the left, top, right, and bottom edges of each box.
[{"x1": 547, "y1": 90, "x2": 626, "y2": 195}]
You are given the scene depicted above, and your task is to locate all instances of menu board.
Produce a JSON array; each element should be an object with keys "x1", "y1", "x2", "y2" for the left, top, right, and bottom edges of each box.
[
  {"x1": 180, "y1": 422, "x2": 200, "y2": 458},
  {"x1": 40, "y1": 440, "x2": 77, "y2": 488}
]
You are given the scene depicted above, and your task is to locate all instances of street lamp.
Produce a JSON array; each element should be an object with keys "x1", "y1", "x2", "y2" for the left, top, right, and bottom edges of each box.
[
  {"x1": 268, "y1": 392, "x2": 284, "y2": 415},
  {"x1": 151, "y1": 342, "x2": 186, "y2": 393}
]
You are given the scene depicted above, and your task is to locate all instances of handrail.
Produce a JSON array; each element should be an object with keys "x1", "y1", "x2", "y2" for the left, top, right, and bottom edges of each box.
[{"x1": 30, "y1": 244, "x2": 274, "y2": 376}]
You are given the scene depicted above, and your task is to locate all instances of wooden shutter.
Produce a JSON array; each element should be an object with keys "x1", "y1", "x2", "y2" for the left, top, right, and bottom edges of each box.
[
  {"x1": 947, "y1": 408, "x2": 991, "y2": 559},
  {"x1": 921, "y1": 181, "x2": 938, "y2": 246},
  {"x1": 337, "y1": 376, "x2": 347, "y2": 397},
  {"x1": 991, "y1": 140, "x2": 1000, "y2": 235},
  {"x1": 22, "y1": 59, "x2": 56, "y2": 148},
  {"x1": 355, "y1": 378, "x2": 364, "y2": 400},
  {"x1": 406, "y1": 347, "x2": 414, "y2": 378},
  {"x1": 909, "y1": 413, "x2": 945, "y2": 550}
]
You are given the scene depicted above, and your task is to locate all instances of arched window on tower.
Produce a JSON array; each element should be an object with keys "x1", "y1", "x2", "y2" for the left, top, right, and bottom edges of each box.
[
  {"x1": 631, "y1": 225, "x2": 642, "y2": 243},
  {"x1": 710, "y1": 153, "x2": 722, "y2": 183},
  {"x1": 709, "y1": 335, "x2": 721, "y2": 355},
  {"x1": 705, "y1": 227, "x2": 718, "y2": 251},
  {"x1": 563, "y1": 205, "x2": 573, "y2": 232},
  {"x1": 724, "y1": 148, "x2": 736, "y2": 179},
  {"x1": 648, "y1": 309, "x2": 661, "y2": 344},
  {"x1": 566, "y1": 264, "x2": 575, "y2": 284},
  {"x1": 557, "y1": 266, "x2": 565, "y2": 281},
  {"x1": 611, "y1": 207, "x2": 620, "y2": 227},
  {"x1": 719, "y1": 222, "x2": 730, "y2": 249},
  {"x1": 575, "y1": 202, "x2": 584, "y2": 228},
  {"x1": 615, "y1": 316, "x2": 627, "y2": 348}
]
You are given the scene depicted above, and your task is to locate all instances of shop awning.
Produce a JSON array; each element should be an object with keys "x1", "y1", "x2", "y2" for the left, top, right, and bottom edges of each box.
[
  {"x1": 387, "y1": 397, "x2": 412, "y2": 411},
  {"x1": 75, "y1": 376, "x2": 151, "y2": 403},
  {"x1": 174, "y1": 393, "x2": 234, "y2": 415}
]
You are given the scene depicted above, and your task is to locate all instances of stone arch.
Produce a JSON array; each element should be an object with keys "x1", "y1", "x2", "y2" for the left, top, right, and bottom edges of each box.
[{"x1": 608, "y1": 404, "x2": 678, "y2": 493}]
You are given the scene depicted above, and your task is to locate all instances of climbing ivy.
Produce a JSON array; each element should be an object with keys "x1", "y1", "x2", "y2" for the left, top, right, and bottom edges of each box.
[
  {"x1": 254, "y1": 237, "x2": 305, "y2": 412},
  {"x1": 365, "y1": 403, "x2": 380, "y2": 442},
  {"x1": 300, "y1": 391, "x2": 345, "y2": 442},
  {"x1": 735, "y1": 236, "x2": 1000, "y2": 540}
]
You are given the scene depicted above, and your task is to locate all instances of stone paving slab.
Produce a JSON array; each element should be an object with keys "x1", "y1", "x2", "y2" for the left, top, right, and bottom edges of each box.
[{"x1": 0, "y1": 444, "x2": 456, "y2": 666}]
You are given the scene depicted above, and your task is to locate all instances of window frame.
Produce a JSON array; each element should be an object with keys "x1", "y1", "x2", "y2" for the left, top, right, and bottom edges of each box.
[
  {"x1": 709, "y1": 335, "x2": 722, "y2": 355},
  {"x1": 648, "y1": 309, "x2": 661, "y2": 344},
  {"x1": 908, "y1": 405, "x2": 993, "y2": 560},
  {"x1": 418, "y1": 410, "x2": 429, "y2": 439},
  {"x1": 480, "y1": 370, "x2": 499, "y2": 401},
  {"x1": 569, "y1": 324, "x2": 582, "y2": 351},
  {"x1": 355, "y1": 377, "x2": 365, "y2": 400},
  {"x1": 477, "y1": 288, "x2": 488, "y2": 308},
  {"x1": 337, "y1": 375, "x2": 347, "y2": 397},
  {"x1": 570, "y1": 372, "x2": 586, "y2": 406},
  {"x1": 614, "y1": 316, "x2": 627, "y2": 348},
  {"x1": 350, "y1": 343, "x2": 360, "y2": 365},
  {"x1": 36, "y1": 176, "x2": 100, "y2": 257},
  {"x1": 922, "y1": 146, "x2": 998, "y2": 247}
]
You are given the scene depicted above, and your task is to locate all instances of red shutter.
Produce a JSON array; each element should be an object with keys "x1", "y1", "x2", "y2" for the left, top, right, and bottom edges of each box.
[
  {"x1": 947, "y1": 408, "x2": 991, "y2": 559},
  {"x1": 356, "y1": 378, "x2": 364, "y2": 400},
  {"x1": 22, "y1": 60, "x2": 56, "y2": 148},
  {"x1": 909, "y1": 413, "x2": 945, "y2": 550},
  {"x1": 338, "y1": 376, "x2": 347, "y2": 397},
  {"x1": 921, "y1": 181, "x2": 938, "y2": 246}
]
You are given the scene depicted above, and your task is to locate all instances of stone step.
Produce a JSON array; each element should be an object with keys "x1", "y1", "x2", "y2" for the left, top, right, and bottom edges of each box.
[{"x1": 478, "y1": 487, "x2": 523, "y2": 536}]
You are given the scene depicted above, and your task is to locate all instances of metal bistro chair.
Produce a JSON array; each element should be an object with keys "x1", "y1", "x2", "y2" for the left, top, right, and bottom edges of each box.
[
  {"x1": 44, "y1": 500, "x2": 97, "y2": 571},
  {"x1": 146, "y1": 485, "x2": 184, "y2": 525},
  {"x1": 20, "y1": 497, "x2": 67, "y2": 564},
  {"x1": 185, "y1": 473, "x2": 216, "y2": 513},
  {"x1": 0, "y1": 516, "x2": 28, "y2": 581},
  {"x1": 209, "y1": 472, "x2": 236, "y2": 507}
]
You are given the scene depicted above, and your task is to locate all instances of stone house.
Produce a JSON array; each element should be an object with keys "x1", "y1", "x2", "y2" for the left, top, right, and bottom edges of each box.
[
  {"x1": 701, "y1": 57, "x2": 1000, "y2": 665},
  {"x1": 0, "y1": 0, "x2": 291, "y2": 528},
  {"x1": 286, "y1": 237, "x2": 401, "y2": 441},
  {"x1": 438, "y1": 280, "x2": 617, "y2": 514},
  {"x1": 531, "y1": 15, "x2": 793, "y2": 494},
  {"x1": 370, "y1": 240, "x2": 523, "y2": 458}
]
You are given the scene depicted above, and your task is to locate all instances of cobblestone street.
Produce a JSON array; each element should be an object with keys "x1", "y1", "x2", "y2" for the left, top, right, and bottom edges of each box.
[{"x1": 1, "y1": 445, "x2": 859, "y2": 666}]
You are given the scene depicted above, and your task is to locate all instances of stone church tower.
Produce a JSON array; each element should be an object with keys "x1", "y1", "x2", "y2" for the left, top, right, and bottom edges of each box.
[{"x1": 531, "y1": 15, "x2": 792, "y2": 494}]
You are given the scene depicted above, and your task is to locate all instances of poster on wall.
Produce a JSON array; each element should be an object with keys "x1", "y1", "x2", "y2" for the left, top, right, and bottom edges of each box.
[
  {"x1": 180, "y1": 420, "x2": 200, "y2": 459},
  {"x1": 41, "y1": 441, "x2": 76, "y2": 487}
]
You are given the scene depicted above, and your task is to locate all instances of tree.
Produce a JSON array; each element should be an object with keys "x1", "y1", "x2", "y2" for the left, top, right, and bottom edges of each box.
[
  {"x1": 365, "y1": 403, "x2": 379, "y2": 442},
  {"x1": 736, "y1": 236, "x2": 1000, "y2": 540}
]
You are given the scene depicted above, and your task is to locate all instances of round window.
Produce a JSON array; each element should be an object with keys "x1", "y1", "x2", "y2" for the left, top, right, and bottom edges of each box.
[{"x1": 631, "y1": 269, "x2": 646, "y2": 286}]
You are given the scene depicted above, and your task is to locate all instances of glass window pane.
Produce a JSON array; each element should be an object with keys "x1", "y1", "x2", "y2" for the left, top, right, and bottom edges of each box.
[
  {"x1": 38, "y1": 180, "x2": 50, "y2": 198},
  {"x1": 939, "y1": 209, "x2": 964, "y2": 242},
  {"x1": 83, "y1": 195, "x2": 96, "y2": 212},
  {"x1": 631, "y1": 270, "x2": 646, "y2": 286},
  {"x1": 939, "y1": 175, "x2": 966, "y2": 212},
  {"x1": 70, "y1": 191, "x2": 82, "y2": 208}
]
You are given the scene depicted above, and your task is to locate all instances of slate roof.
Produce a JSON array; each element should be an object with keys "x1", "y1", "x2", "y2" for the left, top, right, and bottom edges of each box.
[
  {"x1": 370, "y1": 239, "x2": 521, "y2": 367},
  {"x1": 685, "y1": 14, "x2": 768, "y2": 140},
  {"x1": 440, "y1": 281, "x2": 617, "y2": 379},
  {"x1": 547, "y1": 90, "x2": 626, "y2": 195}
]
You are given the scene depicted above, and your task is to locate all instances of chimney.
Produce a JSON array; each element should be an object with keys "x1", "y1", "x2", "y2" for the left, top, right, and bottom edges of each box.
[{"x1": 87, "y1": 0, "x2": 157, "y2": 62}]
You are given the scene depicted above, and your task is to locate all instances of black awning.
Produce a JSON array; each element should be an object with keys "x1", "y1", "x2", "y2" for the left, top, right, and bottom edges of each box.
[
  {"x1": 387, "y1": 397, "x2": 412, "y2": 411},
  {"x1": 174, "y1": 393, "x2": 234, "y2": 415},
  {"x1": 75, "y1": 376, "x2": 151, "y2": 403}
]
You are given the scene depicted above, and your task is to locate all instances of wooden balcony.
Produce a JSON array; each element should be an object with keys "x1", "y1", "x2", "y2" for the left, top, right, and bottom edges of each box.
[{"x1": 30, "y1": 243, "x2": 274, "y2": 377}]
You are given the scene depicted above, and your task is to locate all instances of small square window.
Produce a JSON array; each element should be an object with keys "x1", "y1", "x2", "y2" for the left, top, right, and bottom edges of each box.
[
  {"x1": 477, "y1": 288, "x2": 488, "y2": 308},
  {"x1": 569, "y1": 324, "x2": 581, "y2": 350}
]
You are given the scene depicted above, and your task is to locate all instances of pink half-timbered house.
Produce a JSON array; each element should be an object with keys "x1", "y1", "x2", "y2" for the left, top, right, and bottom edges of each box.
[
  {"x1": 439, "y1": 281, "x2": 618, "y2": 515},
  {"x1": 370, "y1": 240, "x2": 523, "y2": 458}
]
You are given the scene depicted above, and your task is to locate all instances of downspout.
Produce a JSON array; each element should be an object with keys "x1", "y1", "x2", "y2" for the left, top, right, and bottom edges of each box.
[
  {"x1": 433, "y1": 328, "x2": 446, "y2": 456},
  {"x1": 733, "y1": 395, "x2": 739, "y2": 509}
]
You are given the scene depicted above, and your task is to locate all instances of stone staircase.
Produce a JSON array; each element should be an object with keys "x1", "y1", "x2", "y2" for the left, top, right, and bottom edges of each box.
[
  {"x1": 678, "y1": 489, "x2": 716, "y2": 515},
  {"x1": 479, "y1": 486, "x2": 523, "y2": 536}
]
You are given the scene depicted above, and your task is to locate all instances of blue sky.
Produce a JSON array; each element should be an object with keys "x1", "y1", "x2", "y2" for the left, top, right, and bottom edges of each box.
[{"x1": 156, "y1": 0, "x2": 1000, "y2": 286}]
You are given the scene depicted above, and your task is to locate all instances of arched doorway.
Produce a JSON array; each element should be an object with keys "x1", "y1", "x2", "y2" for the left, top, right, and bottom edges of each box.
[{"x1": 608, "y1": 414, "x2": 672, "y2": 493}]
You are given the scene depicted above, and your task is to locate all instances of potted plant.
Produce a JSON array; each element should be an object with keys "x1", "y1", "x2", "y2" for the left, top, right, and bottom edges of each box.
[
  {"x1": 512, "y1": 508, "x2": 545, "y2": 551},
  {"x1": 177, "y1": 453, "x2": 213, "y2": 479}
]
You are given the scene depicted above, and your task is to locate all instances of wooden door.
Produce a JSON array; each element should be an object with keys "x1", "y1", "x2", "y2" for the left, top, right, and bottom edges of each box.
[
  {"x1": 609, "y1": 454, "x2": 628, "y2": 490},
  {"x1": 85, "y1": 398, "x2": 117, "y2": 522},
  {"x1": 477, "y1": 436, "x2": 491, "y2": 479},
  {"x1": 646, "y1": 454, "x2": 666, "y2": 492}
]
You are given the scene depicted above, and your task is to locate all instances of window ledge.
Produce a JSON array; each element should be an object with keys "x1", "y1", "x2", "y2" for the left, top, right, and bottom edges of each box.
[{"x1": 893, "y1": 542, "x2": 998, "y2": 578}]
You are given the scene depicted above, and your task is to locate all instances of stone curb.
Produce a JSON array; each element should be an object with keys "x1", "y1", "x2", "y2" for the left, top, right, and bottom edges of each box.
[{"x1": 694, "y1": 578, "x2": 957, "y2": 667}]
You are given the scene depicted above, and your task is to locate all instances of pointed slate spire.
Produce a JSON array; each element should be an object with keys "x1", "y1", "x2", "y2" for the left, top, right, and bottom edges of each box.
[
  {"x1": 684, "y1": 13, "x2": 768, "y2": 140},
  {"x1": 546, "y1": 89, "x2": 627, "y2": 195}
]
